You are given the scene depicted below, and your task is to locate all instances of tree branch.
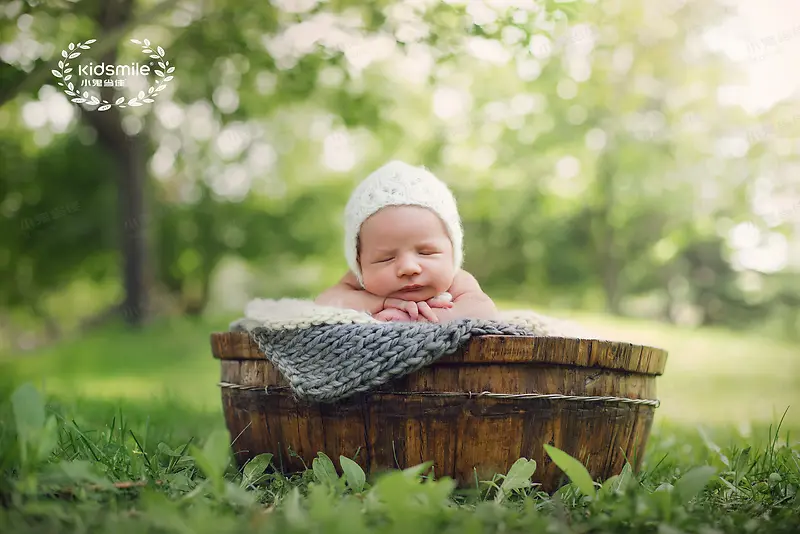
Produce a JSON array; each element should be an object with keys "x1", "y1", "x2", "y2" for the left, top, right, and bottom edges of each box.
[{"x1": 0, "y1": 0, "x2": 183, "y2": 109}]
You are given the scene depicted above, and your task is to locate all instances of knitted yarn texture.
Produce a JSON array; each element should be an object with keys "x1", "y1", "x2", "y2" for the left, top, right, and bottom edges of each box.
[
  {"x1": 230, "y1": 298, "x2": 595, "y2": 404},
  {"x1": 344, "y1": 160, "x2": 464, "y2": 288},
  {"x1": 234, "y1": 319, "x2": 532, "y2": 403}
]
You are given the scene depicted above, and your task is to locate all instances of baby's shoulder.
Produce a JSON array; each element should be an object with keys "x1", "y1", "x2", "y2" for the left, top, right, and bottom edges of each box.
[
  {"x1": 448, "y1": 269, "x2": 484, "y2": 297},
  {"x1": 340, "y1": 270, "x2": 362, "y2": 289}
]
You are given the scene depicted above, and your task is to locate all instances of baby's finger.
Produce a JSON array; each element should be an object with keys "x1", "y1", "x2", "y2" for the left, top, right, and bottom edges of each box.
[
  {"x1": 427, "y1": 298, "x2": 454, "y2": 309},
  {"x1": 417, "y1": 301, "x2": 438, "y2": 323},
  {"x1": 384, "y1": 298, "x2": 404, "y2": 310},
  {"x1": 385, "y1": 298, "x2": 419, "y2": 320}
]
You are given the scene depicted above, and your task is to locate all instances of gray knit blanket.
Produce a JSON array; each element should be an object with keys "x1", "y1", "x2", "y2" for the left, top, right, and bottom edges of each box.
[{"x1": 229, "y1": 298, "x2": 594, "y2": 403}]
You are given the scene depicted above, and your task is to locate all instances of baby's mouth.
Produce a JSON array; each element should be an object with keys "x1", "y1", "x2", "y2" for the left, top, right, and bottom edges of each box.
[{"x1": 399, "y1": 284, "x2": 424, "y2": 292}]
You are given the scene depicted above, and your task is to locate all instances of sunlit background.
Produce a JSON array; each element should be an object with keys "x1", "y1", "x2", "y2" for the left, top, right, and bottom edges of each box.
[{"x1": 0, "y1": 0, "x2": 798, "y2": 430}]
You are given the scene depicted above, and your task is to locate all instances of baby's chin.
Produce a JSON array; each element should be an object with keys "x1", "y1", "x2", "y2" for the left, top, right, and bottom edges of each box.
[{"x1": 386, "y1": 286, "x2": 445, "y2": 302}]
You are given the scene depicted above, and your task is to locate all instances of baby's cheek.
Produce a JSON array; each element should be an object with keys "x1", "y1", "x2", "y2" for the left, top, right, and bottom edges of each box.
[{"x1": 363, "y1": 267, "x2": 392, "y2": 294}]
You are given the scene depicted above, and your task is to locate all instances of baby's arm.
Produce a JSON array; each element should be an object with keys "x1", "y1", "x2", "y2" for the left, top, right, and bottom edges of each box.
[
  {"x1": 314, "y1": 271, "x2": 386, "y2": 315},
  {"x1": 427, "y1": 270, "x2": 498, "y2": 322},
  {"x1": 316, "y1": 271, "x2": 438, "y2": 321}
]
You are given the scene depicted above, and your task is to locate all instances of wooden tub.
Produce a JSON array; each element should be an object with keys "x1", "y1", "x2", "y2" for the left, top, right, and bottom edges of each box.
[{"x1": 211, "y1": 333, "x2": 667, "y2": 492}]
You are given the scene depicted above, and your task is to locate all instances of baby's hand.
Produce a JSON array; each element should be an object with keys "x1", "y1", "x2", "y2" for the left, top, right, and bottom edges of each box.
[
  {"x1": 425, "y1": 292, "x2": 454, "y2": 310},
  {"x1": 411, "y1": 293, "x2": 454, "y2": 323},
  {"x1": 374, "y1": 308, "x2": 414, "y2": 322},
  {"x1": 383, "y1": 298, "x2": 439, "y2": 323}
]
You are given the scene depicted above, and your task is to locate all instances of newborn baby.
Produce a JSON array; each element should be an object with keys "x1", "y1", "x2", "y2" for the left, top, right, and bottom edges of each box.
[{"x1": 315, "y1": 160, "x2": 498, "y2": 323}]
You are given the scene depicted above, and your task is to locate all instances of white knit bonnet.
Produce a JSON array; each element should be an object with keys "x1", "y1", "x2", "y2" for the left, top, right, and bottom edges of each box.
[{"x1": 344, "y1": 160, "x2": 464, "y2": 287}]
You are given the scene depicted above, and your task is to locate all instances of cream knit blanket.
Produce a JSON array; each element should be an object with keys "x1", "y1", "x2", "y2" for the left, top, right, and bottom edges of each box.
[
  {"x1": 230, "y1": 298, "x2": 594, "y2": 338},
  {"x1": 227, "y1": 298, "x2": 597, "y2": 402}
]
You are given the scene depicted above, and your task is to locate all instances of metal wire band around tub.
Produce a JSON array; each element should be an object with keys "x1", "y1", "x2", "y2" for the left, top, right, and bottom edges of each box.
[{"x1": 216, "y1": 381, "x2": 661, "y2": 408}]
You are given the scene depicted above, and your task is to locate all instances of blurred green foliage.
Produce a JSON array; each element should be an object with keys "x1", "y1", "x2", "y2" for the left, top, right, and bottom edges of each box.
[{"x1": 0, "y1": 0, "x2": 798, "y2": 350}]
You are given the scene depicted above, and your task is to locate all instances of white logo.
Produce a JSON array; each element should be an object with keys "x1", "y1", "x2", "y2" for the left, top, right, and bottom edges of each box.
[{"x1": 52, "y1": 38, "x2": 175, "y2": 111}]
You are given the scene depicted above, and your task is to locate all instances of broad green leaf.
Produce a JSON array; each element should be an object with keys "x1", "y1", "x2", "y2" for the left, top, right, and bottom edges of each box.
[
  {"x1": 165, "y1": 471, "x2": 193, "y2": 492},
  {"x1": 307, "y1": 480, "x2": 336, "y2": 518},
  {"x1": 732, "y1": 447, "x2": 751, "y2": 485},
  {"x1": 312, "y1": 452, "x2": 339, "y2": 487},
  {"x1": 618, "y1": 462, "x2": 633, "y2": 488},
  {"x1": 340, "y1": 455, "x2": 366, "y2": 493},
  {"x1": 36, "y1": 416, "x2": 59, "y2": 462},
  {"x1": 325, "y1": 492, "x2": 370, "y2": 534},
  {"x1": 657, "y1": 525, "x2": 684, "y2": 534},
  {"x1": 189, "y1": 448, "x2": 219, "y2": 487},
  {"x1": 544, "y1": 444, "x2": 596, "y2": 498},
  {"x1": 243, "y1": 453, "x2": 273, "y2": 485},
  {"x1": 553, "y1": 481, "x2": 574, "y2": 500},
  {"x1": 19, "y1": 501, "x2": 71, "y2": 520},
  {"x1": 59, "y1": 460, "x2": 114, "y2": 489},
  {"x1": 495, "y1": 458, "x2": 537, "y2": 503},
  {"x1": 698, "y1": 426, "x2": 729, "y2": 467},
  {"x1": 428, "y1": 476, "x2": 457, "y2": 502},
  {"x1": 653, "y1": 482, "x2": 676, "y2": 520},
  {"x1": 372, "y1": 470, "x2": 417, "y2": 505},
  {"x1": 599, "y1": 474, "x2": 620, "y2": 498},
  {"x1": 158, "y1": 442, "x2": 181, "y2": 457},
  {"x1": 190, "y1": 445, "x2": 225, "y2": 496},
  {"x1": 11, "y1": 383, "x2": 45, "y2": 444},
  {"x1": 402, "y1": 461, "x2": 434, "y2": 479},
  {"x1": 140, "y1": 488, "x2": 195, "y2": 531},
  {"x1": 599, "y1": 462, "x2": 634, "y2": 497},
  {"x1": 283, "y1": 487, "x2": 309, "y2": 529},
  {"x1": 190, "y1": 431, "x2": 231, "y2": 496},
  {"x1": 200, "y1": 429, "x2": 232, "y2": 480},
  {"x1": 674, "y1": 466, "x2": 717, "y2": 505},
  {"x1": 224, "y1": 480, "x2": 257, "y2": 506}
]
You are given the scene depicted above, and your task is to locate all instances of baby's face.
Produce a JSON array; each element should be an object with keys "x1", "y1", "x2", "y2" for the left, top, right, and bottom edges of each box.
[{"x1": 358, "y1": 205, "x2": 455, "y2": 301}]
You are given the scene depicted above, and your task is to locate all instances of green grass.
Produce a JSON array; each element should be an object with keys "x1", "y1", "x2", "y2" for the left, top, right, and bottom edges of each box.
[
  {"x1": 1, "y1": 315, "x2": 223, "y2": 411},
  {"x1": 4, "y1": 307, "x2": 798, "y2": 427},
  {"x1": 1, "y1": 310, "x2": 799, "y2": 533},
  {"x1": 498, "y1": 303, "x2": 800, "y2": 427}
]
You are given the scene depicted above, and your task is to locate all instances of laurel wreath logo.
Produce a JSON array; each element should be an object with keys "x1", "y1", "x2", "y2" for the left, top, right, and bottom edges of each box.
[{"x1": 51, "y1": 38, "x2": 175, "y2": 111}]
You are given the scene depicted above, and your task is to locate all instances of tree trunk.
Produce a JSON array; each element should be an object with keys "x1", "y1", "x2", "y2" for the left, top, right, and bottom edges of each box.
[
  {"x1": 118, "y1": 136, "x2": 149, "y2": 324},
  {"x1": 595, "y1": 149, "x2": 623, "y2": 315},
  {"x1": 81, "y1": 0, "x2": 150, "y2": 327}
]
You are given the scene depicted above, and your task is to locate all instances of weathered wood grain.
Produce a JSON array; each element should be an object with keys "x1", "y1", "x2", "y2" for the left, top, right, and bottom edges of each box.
[
  {"x1": 213, "y1": 331, "x2": 667, "y2": 492},
  {"x1": 211, "y1": 332, "x2": 668, "y2": 375}
]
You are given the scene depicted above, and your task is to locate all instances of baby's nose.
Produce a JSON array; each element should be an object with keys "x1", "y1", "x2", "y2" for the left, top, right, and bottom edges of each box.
[{"x1": 397, "y1": 255, "x2": 421, "y2": 275}]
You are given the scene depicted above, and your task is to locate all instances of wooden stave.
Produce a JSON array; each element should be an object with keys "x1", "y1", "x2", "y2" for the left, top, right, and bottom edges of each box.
[
  {"x1": 221, "y1": 386, "x2": 654, "y2": 492},
  {"x1": 220, "y1": 359, "x2": 658, "y2": 401},
  {"x1": 211, "y1": 332, "x2": 668, "y2": 376},
  {"x1": 213, "y1": 332, "x2": 663, "y2": 491}
]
